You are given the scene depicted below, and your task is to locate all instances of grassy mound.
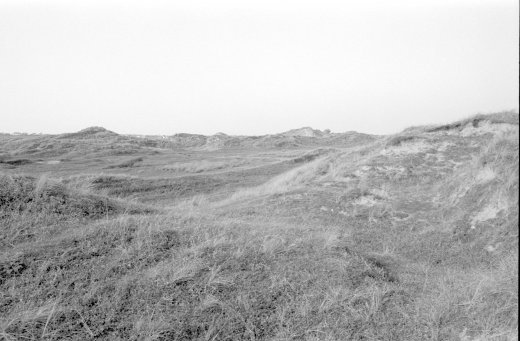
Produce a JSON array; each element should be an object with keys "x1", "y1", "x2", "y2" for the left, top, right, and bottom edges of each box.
[
  {"x1": 0, "y1": 213, "x2": 412, "y2": 340},
  {"x1": 1, "y1": 175, "x2": 116, "y2": 217},
  {"x1": 0, "y1": 174, "x2": 154, "y2": 248}
]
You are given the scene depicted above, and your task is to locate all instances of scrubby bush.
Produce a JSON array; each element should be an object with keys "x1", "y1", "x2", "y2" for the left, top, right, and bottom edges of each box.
[{"x1": 385, "y1": 135, "x2": 417, "y2": 147}]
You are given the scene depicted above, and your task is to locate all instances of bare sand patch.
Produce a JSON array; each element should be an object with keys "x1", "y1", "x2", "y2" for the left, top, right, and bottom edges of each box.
[
  {"x1": 36, "y1": 160, "x2": 61, "y2": 165},
  {"x1": 380, "y1": 140, "x2": 431, "y2": 156},
  {"x1": 475, "y1": 167, "x2": 496, "y2": 184},
  {"x1": 471, "y1": 195, "x2": 508, "y2": 225}
]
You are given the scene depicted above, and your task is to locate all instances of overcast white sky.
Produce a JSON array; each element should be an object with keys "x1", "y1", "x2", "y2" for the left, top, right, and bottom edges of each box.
[{"x1": 0, "y1": 0, "x2": 518, "y2": 135}]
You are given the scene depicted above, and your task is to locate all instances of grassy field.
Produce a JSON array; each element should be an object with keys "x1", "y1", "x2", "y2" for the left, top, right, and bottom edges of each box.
[{"x1": 0, "y1": 112, "x2": 518, "y2": 340}]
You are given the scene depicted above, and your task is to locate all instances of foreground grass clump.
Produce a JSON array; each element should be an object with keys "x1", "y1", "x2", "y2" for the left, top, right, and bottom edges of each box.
[
  {"x1": 0, "y1": 174, "x2": 117, "y2": 217},
  {"x1": 0, "y1": 174, "x2": 153, "y2": 247},
  {"x1": 1, "y1": 214, "x2": 181, "y2": 339},
  {"x1": 0, "y1": 212, "x2": 417, "y2": 340}
]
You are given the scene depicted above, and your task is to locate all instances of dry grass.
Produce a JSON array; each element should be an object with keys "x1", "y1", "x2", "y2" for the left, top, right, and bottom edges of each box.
[
  {"x1": 416, "y1": 251, "x2": 518, "y2": 341},
  {"x1": 217, "y1": 156, "x2": 331, "y2": 206},
  {"x1": 0, "y1": 112, "x2": 518, "y2": 340}
]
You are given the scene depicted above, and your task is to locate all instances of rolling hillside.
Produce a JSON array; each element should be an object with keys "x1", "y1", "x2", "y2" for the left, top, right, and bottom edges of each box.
[{"x1": 0, "y1": 112, "x2": 518, "y2": 340}]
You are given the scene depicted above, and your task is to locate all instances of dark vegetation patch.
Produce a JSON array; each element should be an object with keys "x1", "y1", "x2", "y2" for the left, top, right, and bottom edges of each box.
[
  {"x1": 292, "y1": 148, "x2": 334, "y2": 163},
  {"x1": 385, "y1": 135, "x2": 420, "y2": 147},
  {"x1": 105, "y1": 157, "x2": 144, "y2": 169},
  {"x1": 99, "y1": 147, "x2": 144, "y2": 156},
  {"x1": 91, "y1": 175, "x2": 227, "y2": 199},
  {"x1": 0, "y1": 158, "x2": 33, "y2": 166},
  {"x1": 426, "y1": 120, "x2": 473, "y2": 133},
  {"x1": 362, "y1": 255, "x2": 400, "y2": 283}
]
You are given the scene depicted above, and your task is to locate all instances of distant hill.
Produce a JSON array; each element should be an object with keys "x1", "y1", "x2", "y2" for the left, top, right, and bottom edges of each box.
[
  {"x1": 58, "y1": 126, "x2": 119, "y2": 139},
  {"x1": 280, "y1": 127, "x2": 329, "y2": 138},
  {"x1": 2, "y1": 112, "x2": 517, "y2": 160},
  {"x1": 0, "y1": 126, "x2": 142, "y2": 159},
  {"x1": 153, "y1": 128, "x2": 375, "y2": 150}
]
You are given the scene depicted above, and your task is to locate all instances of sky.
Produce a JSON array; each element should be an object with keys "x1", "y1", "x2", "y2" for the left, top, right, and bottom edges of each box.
[{"x1": 0, "y1": 0, "x2": 518, "y2": 136}]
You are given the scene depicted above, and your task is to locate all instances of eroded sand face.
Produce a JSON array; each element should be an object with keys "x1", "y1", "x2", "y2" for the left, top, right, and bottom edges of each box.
[
  {"x1": 380, "y1": 140, "x2": 431, "y2": 156},
  {"x1": 471, "y1": 194, "x2": 508, "y2": 226}
]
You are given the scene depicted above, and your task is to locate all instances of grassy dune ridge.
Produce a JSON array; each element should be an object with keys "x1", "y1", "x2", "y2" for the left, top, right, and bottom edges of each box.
[{"x1": 0, "y1": 112, "x2": 518, "y2": 340}]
